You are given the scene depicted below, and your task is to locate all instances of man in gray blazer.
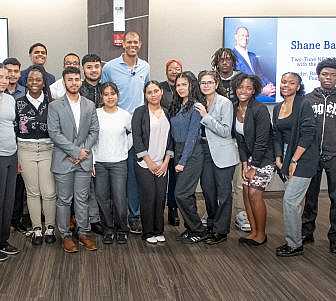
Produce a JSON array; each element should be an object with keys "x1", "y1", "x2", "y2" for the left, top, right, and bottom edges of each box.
[{"x1": 47, "y1": 67, "x2": 99, "y2": 253}]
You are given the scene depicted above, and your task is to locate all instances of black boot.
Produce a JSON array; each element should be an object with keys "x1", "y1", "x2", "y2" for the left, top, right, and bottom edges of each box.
[{"x1": 168, "y1": 207, "x2": 180, "y2": 226}]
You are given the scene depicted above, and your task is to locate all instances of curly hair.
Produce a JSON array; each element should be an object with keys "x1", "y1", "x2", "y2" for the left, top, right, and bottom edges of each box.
[
  {"x1": 316, "y1": 57, "x2": 336, "y2": 75},
  {"x1": 211, "y1": 48, "x2": 237, "y2": 72},
  {"x1": 231, "y1": 73, "x2": 262, "y2": 100},
  {"x1": 170, "y1": 71, "x2": 205, "y2": 116},
  {"x1": 198, "y1": 70, "x2": 227, "y2": 97}
]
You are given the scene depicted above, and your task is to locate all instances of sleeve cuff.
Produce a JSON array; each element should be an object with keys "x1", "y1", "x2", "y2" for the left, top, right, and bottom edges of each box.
[
  {"x1": 136, "y1": 150, "x2": 148, "y2": 159},
  {"x1": 166, "y1": 150, "x2": 174, "y2": 158}
]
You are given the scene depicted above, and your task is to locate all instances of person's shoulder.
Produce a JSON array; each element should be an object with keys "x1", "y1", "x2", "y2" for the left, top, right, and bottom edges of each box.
[
  {"x1": 118, "y1": 107, "x2": 132, "y2": 116},
  {"x1": 133, "y1": 104, "x2": 147, "y2": 115},
  {"x1": 216, "y1": 93, "x2": 231, "y2": 105},
  {"x1": 3, "y1": 92, "x2": 16, "y2": 104}
]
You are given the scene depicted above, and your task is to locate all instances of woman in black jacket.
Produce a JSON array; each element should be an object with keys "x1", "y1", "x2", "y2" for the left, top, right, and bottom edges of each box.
[
  {"x1": 232, "y1": 73, "x2": 274, "y2": 246},
  {"x1": 273, "y1": 72, "x2": 318, "y2": 257},
  {"x1": 132, "y1": 81, "x2": 174, "y2": 244}
]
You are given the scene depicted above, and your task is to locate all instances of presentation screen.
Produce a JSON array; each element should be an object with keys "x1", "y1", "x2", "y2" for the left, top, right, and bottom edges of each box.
[
  {"x1": 0, "y1": 18, "x2": 8, "y2": 63},
  {"x1": 223, "y1": 17, "x2": 336, "y2": 103}
]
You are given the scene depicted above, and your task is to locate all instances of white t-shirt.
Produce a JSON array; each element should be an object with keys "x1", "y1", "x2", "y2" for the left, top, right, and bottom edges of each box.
[
  {"x1": 50, "y1": 78, "x2": 66, "y2": 100},
  {"x1": 138, "y1": 110, "x2": 170, "y2": 169},
  {"x1": 69, "y1": 98, "x2": 81, "y2": 131},
  {"x1": 93, "y1": 107, "x2": 132, "y2": 163}
]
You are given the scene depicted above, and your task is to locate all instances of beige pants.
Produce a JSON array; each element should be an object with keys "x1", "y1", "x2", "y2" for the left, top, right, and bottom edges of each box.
[
  {"x1": 18, "y1": 142, "x2": 56, "y2": 229},
  {"x1": 232, "y1": 162, "x2": 244, "y2": 214}
]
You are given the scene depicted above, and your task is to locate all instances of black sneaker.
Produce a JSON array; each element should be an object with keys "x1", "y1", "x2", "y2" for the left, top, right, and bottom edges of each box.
[
  {"x1": 31, "y1": 227, "x2": 43, "y2": 246},
  {"x1": 330, "y1": 241, "x2": 336, "y2": 254},
  {"x1": 176, "y1": 230, "x2": 190, "y2": 241},
  {"x1": 302, "y1": 234, "x2": 314, "y2": 245},
  {"x1": 0, "y1": 252, "x2": 8, "y2": 262},
  {"x1": 0, "y1": 243, "x2": 20, "y2": 255},
  {"x1": 129, "y1": 220, "x2": 142, "y2": 234},
  {"x1": 91, "y1": 222, "x2": 104, "y2": 236},
  {"x1": 102, "y1": 233, "x2": 114, "y2": 244},
  {"x1": 116, "y1": 233, "x2": 128, "y2": 244},
  {"x1": 11, "y1": 222, "x2": 27, "y2": 234},
  {"x1": 205, "y1": 233, "x2": 227, "y2": 245},
  {"x1": 182, "y1": 232, "x2": 207, "y2": 244},
  {"x1": 276, "y1": 244, "x2": 288, "y2": 252},
  {"x1": 276, "y1": 245, "x2": 304, "y2": 257},
  {"x1": 44, "y1": 226, "x2": 57, "y2": 244}
]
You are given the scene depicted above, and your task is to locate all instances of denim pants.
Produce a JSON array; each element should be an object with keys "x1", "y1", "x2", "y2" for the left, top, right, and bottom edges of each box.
[
  {"x1": 174, "y1": 143, "x2": 204, "y2": 234},
  {"x1": 127, "y1": 148, "x2": 140, "y2": 223},
  {"x1": 54, "y1": 169, "x2": 91, "y2": 238},
  {"x1": 0, "y1": 153, "x2": 17, "y2": 247},
  {"x1": 302, "y1": 156, "x2": 336, "y2": 242},
  {"x1": 283, "y1": 176, "x2": 311, "y2": 248},
  {"x1": 135, "y1": 164, "x2": 168, "y2": 239},
  {"x1": 166, "y1": 160, "x2": 178, "y2": 209},
  {"x1": 94, "y1": 160, "x2": 128, "y2": 234},
  {"x1": 200, "y1": 142, "x2": 236, "y2": 234}
]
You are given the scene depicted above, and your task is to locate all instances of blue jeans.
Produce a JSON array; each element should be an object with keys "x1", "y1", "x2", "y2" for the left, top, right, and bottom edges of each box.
[
  {"x1": 127, "y1": 148, "x2": 140, "y2": 223},
  {"x1": 95, "y1": 160, "x2": 128, "y2": 233}
]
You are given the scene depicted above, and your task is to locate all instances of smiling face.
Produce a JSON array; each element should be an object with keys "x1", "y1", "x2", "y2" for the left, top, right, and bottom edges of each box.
[
  {"x1": 122, "y1": 33, "x2": 141, "y2": 58},
  {"x1": 319, "y1": 67, "x2": 336, "y2": 90},
  {"x1": 30, "y1": 46, "x2": 47, "y2": 65},
  {"x1": 145, "y1": 83, "x2": 163, "y2": 106},
  {"x1": 280, "y1": 73, "x2": 300, "y2": 98},
  {"x1": 83, "y1": 61, "x2": 102, "y2": 82},
  {"x1": 27, "y1": 70, "x2": 44, "y2": 96},
  {"x1": 199, "y1": 74, "x2": 218, "y2": 96},
  {"x1": 102, "y1": 86, "x2": 118, "y2": 109},
  {"x1": 0, "y1": 68, "x2": 9, "y2": 92},
  {"x1": 236, "y1": 78, "x2": 255, "y2": 104},
  {"x1": 5, "y1": 64, "x2": 21, "y2": 85}
]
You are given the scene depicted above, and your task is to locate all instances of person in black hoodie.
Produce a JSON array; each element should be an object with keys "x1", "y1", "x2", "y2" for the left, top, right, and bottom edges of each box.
[
  {"x1": 232, "y1": 73, "x2": 274, "y2": 246},
  {"x1": 273, "y1": 72, "x2": 318, "y2": 257},
  {"x1": 302, "y1": 58, "x2": 336, "y2": 254}
]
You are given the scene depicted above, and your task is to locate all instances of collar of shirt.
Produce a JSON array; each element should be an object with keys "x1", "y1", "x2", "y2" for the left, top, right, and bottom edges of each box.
[{"x1": 26, "y1": 91, "x2": 44, "y2": 109}]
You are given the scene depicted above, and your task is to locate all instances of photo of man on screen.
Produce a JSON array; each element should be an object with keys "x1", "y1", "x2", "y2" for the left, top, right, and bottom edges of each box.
[{"x1": 233, "y1": 26, "x2": 275, "y2": 97}]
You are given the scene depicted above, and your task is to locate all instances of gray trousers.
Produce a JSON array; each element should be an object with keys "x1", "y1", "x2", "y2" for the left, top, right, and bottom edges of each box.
[
  {"x1": 54, "y1": 170, "x2": 91, "y2": 238},
  {"x1": 88, "y1": 178, "x2": 101, "y2": 223},
  {"x1": 283, "y1": 176, "x2": 311, "y2": 248}
]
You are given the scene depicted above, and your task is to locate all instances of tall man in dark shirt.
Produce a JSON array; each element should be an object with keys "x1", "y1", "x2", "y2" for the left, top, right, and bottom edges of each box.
[
  {"x1": 18, "y1": 43, "x2": 55, "y2": 87},
  {"x1": 302, "y1": 58, "x2": 336, "y2": 254},
  {"x1": 3, "y1": 58, "x2": 27, "y2": 233},
  {"x1": 79, "y1": 54, "x2": 104, "y2": 235}
]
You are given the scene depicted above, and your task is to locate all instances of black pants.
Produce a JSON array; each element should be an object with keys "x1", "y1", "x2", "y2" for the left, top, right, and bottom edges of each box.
[
  {"x1": 200, "y1": 142, "x2": 236, "y2": 235},
  {"x1": 166, "y1": 160, "x2": 177, "y2": 209},
  {"x1": 302, "y1": 156, "x2": 336, "y2": 242},
  {"x1": 0, "y1": 153, "x2": 17, "y2": 247},
  {"x1": 11, "y1": 174, "x2": 26, "y2": 225},
  {"x1": 135, "y1": 164, "x2": 168, "y2": 239},
  {"x1": 174, "y1": 143, "x2": 204, "y2": 234}
]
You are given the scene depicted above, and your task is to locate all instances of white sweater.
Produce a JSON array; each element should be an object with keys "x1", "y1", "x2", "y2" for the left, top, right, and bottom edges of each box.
[{"x1": 93, "y1": 107, "x2": 132, "y2": 163}]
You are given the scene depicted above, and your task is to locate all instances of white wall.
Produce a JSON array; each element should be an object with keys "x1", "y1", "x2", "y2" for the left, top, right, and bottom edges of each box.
[
  {"x1": 1, "y1": 0, "x2": 88, "y2": 78},
  {"x1": 149, "y1": 0, "x2": 336, "y2": 81}
]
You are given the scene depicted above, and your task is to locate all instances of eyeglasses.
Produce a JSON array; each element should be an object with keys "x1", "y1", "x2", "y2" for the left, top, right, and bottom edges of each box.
[
  {"x1": 64, "y1": 61, "x2": 80, "y2": 67},
  {"x1": 200, "y1": 81, "x2": 216, "y2": 86}
]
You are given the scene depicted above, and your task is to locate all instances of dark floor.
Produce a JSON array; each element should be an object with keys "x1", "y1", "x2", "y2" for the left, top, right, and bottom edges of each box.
[{"x1": 0, "y1": 193, "x2": 335, "y2": 301}]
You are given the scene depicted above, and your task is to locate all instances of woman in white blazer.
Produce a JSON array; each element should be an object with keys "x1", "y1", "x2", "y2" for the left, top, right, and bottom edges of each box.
[{"x1": 195, "y1": 70, "x2": 239, "y2": 245}]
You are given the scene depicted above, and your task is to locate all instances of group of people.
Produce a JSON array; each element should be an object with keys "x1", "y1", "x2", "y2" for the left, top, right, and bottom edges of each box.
[{"x1": 1, "y1": 30, "x2": 336, "y2": 263}]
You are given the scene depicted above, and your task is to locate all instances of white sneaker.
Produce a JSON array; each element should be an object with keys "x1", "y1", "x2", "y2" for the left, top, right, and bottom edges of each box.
[
  {"x1": 235, "y1": 211, "x2": 251, "y2": 232},
  {"x1": 156, "y1": 235, "x2": 166, "y2": 242},
  {"x1": 146, "y1": 236, "x2": 158, "y2": 244}
]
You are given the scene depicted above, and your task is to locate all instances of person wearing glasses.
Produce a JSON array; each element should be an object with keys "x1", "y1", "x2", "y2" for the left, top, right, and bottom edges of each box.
[
  {"x1": 50, "y1": 53, "x2": 80, "y2": 100},
  {"x1": 195, "y1": 70, "x2": 239, "y2": 244}
]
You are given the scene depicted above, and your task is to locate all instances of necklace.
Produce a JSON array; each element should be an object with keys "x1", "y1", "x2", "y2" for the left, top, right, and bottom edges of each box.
[{"x1": 238, "y1": 105, "x2": 247, "y2": 118}]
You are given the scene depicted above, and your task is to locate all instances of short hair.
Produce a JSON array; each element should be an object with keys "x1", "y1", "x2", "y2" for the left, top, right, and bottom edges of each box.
[
  {"x1": 26, "y1": 64, "x2": 52, "y2": 101},
  {"x1": 62, "y1": 67, "x2": 81, "y2": 79},
  {"x1": 64, "y1": 53, "x2": 80, "y2": 63},
  {"x1": 0, "y1": 63, "x2": 5, "y2": 69},
  {"x1": 3, "y1": 57, "x2": 21, "y2": 68},
  {"x1": 211, "y1": 48, "x2": 237, "y2": 71},
  {"x1": 29, "y1": 43, "x2": 47, "y2": 55},
  {"x1": 124, "y1": 31, "x2": 141, "y2": 41},
  {"x1": 235, "y1": 26, "x2": 249, "y2": 35},
  {"x1": 316, "y1": 57, "x2": 336, "y2": 75},
  {"x1": 81, "y1": 53, "x2": 101, "y2": 66},
  {"x1": 231, "y1": 73, "x2": 262, "y2": 99},
  {"x1": 101, "y1": 81, "x2": 119, "y2": 97},
  {"x1": 281, "y1": 72, "x2": 305, "y2": 96}
]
